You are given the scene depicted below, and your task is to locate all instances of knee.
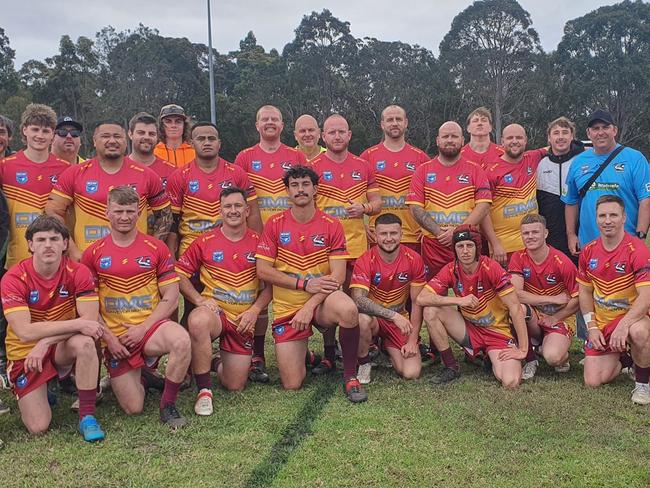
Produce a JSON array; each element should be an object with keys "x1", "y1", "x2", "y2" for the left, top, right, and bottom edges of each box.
[
  {"x1": 423, "y1": 306, "x2": 439, "y2": 325},
  {"x1": 338, "y1": 300, "x2": 359, "y2": 328},
  {"x1": 543, "y1": 349, "x2": 566, "y2": 367},
  {"x1": 121, "y1": 400, "x2": 144, "y2": 415},
  {"x1": 25, "y1": 417, "x2": 51, "y2": 436},
  {"x1": 501, "y1": 375, "x2": 521, "y2": 389},
  {"x1": 172, "y1": 332, "x2": 192, "y2": 355},
  {"x1": 583, "y1": 374, "x2": 603, "y2": 389},
  {"x1": 282, "y1": 380, "x2": 303, "y2": 391},
  {"x1": 188, "y1": 311, "x2": 212, "y2": 338},
  {"x1": 628, "y1": 323, "x2": 650, "y2": 347},
  {"x1": 401, "y1": 365, "x2": 421, "y2": 380},
  {"x1": 72, "y1": 335, "x2": 97, "y2": 357},
  {"x1": 222, "y1": 378, "x2": 246, "y2": 392}
]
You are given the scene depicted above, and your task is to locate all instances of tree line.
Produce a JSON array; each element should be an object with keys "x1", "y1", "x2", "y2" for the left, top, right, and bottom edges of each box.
[{"x1": 2, "y1": 0, "x2": 650, "y2": 161}]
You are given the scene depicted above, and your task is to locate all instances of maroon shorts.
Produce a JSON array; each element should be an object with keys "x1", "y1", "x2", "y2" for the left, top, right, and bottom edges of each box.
[
  {"x1": 271, "y1": 313, "x2": 315, "y2": 344},
  {"x1": 422, "y1": 236, "x2": 453, "y2": 279},
  {"x1": 462, "y1": 322, "x2": 516, "y2": 358},
  {"x1": 377, "y1": 317, "x2": 410, "y2": 350},
  {"x1": 218, "y1": 311, "x2": 253, "y2": 355},
  {"x1": 104, "y1": 319, "x2": 167, "y2": 378},
  {"x1": 585, "y1": 315, "x2": 625, "y2": 357},
  {"x1": 8, "y1": 345, "x2": 73, "y2": 400}
]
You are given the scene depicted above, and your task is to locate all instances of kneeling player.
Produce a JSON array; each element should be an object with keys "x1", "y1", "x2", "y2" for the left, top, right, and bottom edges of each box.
[
  {"x1": 82, "y1": 186, "x2": 191, "y2": 427},
  {"x1": 1, "y1": 216, "x2": 105, "y2": 441},
  {"x1": 256, "y1": 166, "x2": 367, "y2": 402},
  {"x1": 417, "y1": 225, "x2": 528, "y2": 388},
  {"x1": 509, "y1": 214, "x2": 578, "y2": 379},
  {"x1": 350, "y1": 213, "x2": 425, "y2": 383},
  {"x1": 577, "y1": 196, "x2": 650, "y2": 405},
  {"x1": 177, "y1": 187, "x2": 271, "y2": 416}
]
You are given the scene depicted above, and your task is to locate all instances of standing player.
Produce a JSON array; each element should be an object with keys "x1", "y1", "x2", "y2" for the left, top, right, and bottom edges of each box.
[
  {"x1": 294, "y1": 114, "x2": 325, "y2": 161},
  {"x1": 1, "y1": 215, "x2": 105, "y2": 441},
  {"x1": 577, "y1": 195, "x2": 650, "y2": 405},
  {"x1": 460, "y1": 107, "x2": 504, "y2": 170},
  {"x1": 509, "y1": 214, "x2": 579, "y2": 379},
  {"x1": 81, "y1": 186, "x2": 191, "y2": 426},
  {"x1": 45, "y1": 121, "x2": 171, "y2": 260},
  {"x1": 256, "y1": 166, "x2": 367, "y2": 402},
  {"x1": 417, "y1": 225, "x2": 528, "y2": 388},
  {"x1": 360, "y1": 105, "x2": 429, "y2": 250},
  {"x1": 235, "y1": 105, "x2": 307, "y2": 382},
  {"x1": 350, "y1": 213, "x2": 426, "y2": 383},
  {"x1": 177, "y1": 187, "x2": 271, "y2": 415},
  {"x1": 128, "y1": 112, "x2": 176, "y2": 189},
  {"x1": 0, "y1": 104, "x2": 70, "y2": 268},
  {"x1": 482, "y1": 124, "x2": 547, "y2": 267}
]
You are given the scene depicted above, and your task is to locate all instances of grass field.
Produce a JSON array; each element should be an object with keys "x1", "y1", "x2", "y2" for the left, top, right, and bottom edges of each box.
[{"x1": 0, "y1": 339, "x2": 648, "y2": 488}]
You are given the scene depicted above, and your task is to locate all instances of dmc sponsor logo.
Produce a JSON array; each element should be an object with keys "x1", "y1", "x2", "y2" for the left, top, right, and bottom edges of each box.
[
  {"x1": 14, "y1": 212, "x2": 39, "y2": 228},
  {"x1": 467, "y1": 311, "x2": 496, "y2": 327},
  {"x1": 188, "y1": 219, "x2": 216, "y2": 232},
  {"x1": 86, "y1": 181, "x2": 98, "y2": 193},
  {"x1": 279, "y1": 232, "x2": 291, "y2": 244},
  {"x1": 105, "y1": 295, "x2": 153, "y2": 313},
  {"x1": 213, "y1": 288, "x2": 256, "y2": 304},
  {"x1": 429, "y1": 211, "x2": 470, "y2": 225},
  {"x1": 382, "y1": 196, "x2": 406, "y2": 209},
  {"x1": 503, "y1": 198, "x2": 537, "y2": 218},
  {"x1": 84, "y1": 225, "x2": 110, "y2": 241},
  {"x1": 258, "y1": 196, "x2": 290, "y2": 209},
  {"x1": 99, "y1": 256, "x2": 112, "y2": 269},
  {"x1": 376, "y1": 161, "x2": 386, "y2": 171}
]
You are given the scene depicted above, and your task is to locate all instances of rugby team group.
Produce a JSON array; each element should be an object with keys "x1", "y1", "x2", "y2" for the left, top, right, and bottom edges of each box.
[{"x1": 0, "y1": 100, "x2": 648, "y2": 444}]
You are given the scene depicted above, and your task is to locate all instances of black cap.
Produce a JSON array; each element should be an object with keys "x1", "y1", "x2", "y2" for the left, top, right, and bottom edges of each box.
[
  {"x1": 159, "y1": 104, "x2": 186, "y2": 120},
  {"x1": 587, "y1": 109, "x2": 615, "y2": 128},
  {"x1": 56, "y1": 116, "x2": 83, "y2": 131}
]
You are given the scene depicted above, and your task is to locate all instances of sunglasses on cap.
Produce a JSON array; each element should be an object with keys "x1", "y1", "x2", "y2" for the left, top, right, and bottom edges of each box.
[{"x1": 55, "y1": 128, "x2": 81, "y2": 138}]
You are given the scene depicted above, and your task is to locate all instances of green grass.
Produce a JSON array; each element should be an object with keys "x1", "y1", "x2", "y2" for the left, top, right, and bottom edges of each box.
[{"x1": 0, "y1": 339, "x2": 648, "y2": 488}]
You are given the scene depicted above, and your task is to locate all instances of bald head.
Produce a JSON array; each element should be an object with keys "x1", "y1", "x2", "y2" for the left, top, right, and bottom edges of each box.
[
  {"x1": 436, "y1": 121, "x2": 464, "y2": 160},
  {"x1": 323, "y1": 114, "x2": 349, "y2": 132},
  {"x1": 381, "y1": 105, "x2": 408, "y2": 141},
  {"x1": 501, "y1": 124, "x2": 527, "y2": 160},
  {"x1": 322, "y1": 114, "x2": 351, "y2": 155},
  {"x1": 438, "y1": 121, "x2": 463, "y2": 136},
  {"x1": 294, "y1": 114, "x2": 321, "y2": 151}
]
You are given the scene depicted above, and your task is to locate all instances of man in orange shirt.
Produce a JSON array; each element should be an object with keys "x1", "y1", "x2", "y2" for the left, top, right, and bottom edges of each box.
[{"x1": 154, "y1": 104, "x2": 196, "y2": 168}]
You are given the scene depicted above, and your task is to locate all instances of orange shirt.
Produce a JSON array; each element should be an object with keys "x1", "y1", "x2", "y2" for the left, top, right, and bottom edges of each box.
[{"x1": 154, "y1": 142, "x2": 196, "y2": 168}]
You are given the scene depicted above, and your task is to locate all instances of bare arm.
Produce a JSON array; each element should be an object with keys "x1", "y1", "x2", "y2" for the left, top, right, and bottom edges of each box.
[
  {"x1": 618, "y1": 285, "x2": 650, "y2": 330},
  {"x1": 351, "y1": 287, "x2": 398, "y2": 320},
  {"x1": 510, "y1": 274, "x2": 567, "y2": 306},
  {"x1": 409, "y1": 205, "x2": 441, "y2": 237},
  {"x1": 152, "y1": 204, "x2": 173, "y2": 242},
  {"x1": 636, "y1": 198, "x2": 650, "y2": 235},
  {"x1": 179, "y1": 275, "x2": 204, "y2": 307},
  {"x1": 246, "y1": 200, "x2": 264, "y2": 234},
  {"x1": 565, "y1": 204, "x2": 580, "y2": 256},
  {"x1": 136, "y1": 281, "x2": 180, "y2": 331},
  {"x1": 45, "y1": 194, "x2": 82, "y2": 261},
  {"x1": 365, "y1": 191, "x2": 382, "y2": 216},
  {"x1": 165, "y1": 213, "x2": 181, "y2": 257},
  {"x1": 500, "y1": 291, "x2": 528, "y2": 355},
  {"x1": 408, "y1": 285, "x2": 425, "y2": 342},
  {"x1": 463, "y1": 202, "x2": 491, "y2": 226},
  {"x1": 416, "y1": 287, "x2": 464, "y2": 308}
]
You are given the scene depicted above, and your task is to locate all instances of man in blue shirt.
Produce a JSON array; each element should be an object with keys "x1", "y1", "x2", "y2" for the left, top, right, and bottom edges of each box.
[{"x1": 563, "y1": 109, "x2": 650, "y2": 253}]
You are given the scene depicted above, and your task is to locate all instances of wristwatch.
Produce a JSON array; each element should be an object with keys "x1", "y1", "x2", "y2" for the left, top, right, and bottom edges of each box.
[{"x1": 636, "y1": 231, "x2": 647, "y2": 239}]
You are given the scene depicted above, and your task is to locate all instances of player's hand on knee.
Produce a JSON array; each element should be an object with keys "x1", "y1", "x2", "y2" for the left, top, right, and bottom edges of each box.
[
  {"x1": 587, "y1": 328, "x2": 606, "y2": 351},
  {"x1": 199, "y1": 298, "x2": 220, "y2": 315},
  {"x1": 401, "y1": 340, "x2": 418, "y2": 359},
  {"x1": 106, "y1": 335, "x2": 130, "y2": 359},
  {"x1": 392, "y1": 313, "x2": 412, "y2": 336},
  {"x1": 236, "y1": 308, "x2": 259, "y2": 334},
  {"x1": 306, "y1": 275, "x2": 339, "y2": 294},
  {"x1": 498, "y1": 344, "x2": 527, "y2": 361},
  {"x1": 290, "y1": 307, "x2": 313, "y2": 331},
  {"x1": 609, "y1": 324, "x2": 629, "y2": 352},
  {"x1": 119, "y1": 324, "x2": 146, "y2": 350},
  {"x1": 78, "y1": 320, "x2": 104, "y2": 340},
  {"x1": 25, "y1": 341, "x2": 48, "y2": 373}
]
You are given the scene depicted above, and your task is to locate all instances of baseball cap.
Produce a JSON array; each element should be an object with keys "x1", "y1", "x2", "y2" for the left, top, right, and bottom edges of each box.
[
  {"x1": 56, "y1": 116, "x2": 83, "y2": 131},
  {"x1": 159, "y1": 104, "x2": 186, "y2": 120},
  {"x1": 587, "y1": 109, "x2": 615, "y2": 128}
]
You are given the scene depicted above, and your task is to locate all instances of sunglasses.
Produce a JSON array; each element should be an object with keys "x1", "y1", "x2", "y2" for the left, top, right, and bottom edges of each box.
[{"x1": 55, "y1": 128, "x2": 81, "y2": 138}]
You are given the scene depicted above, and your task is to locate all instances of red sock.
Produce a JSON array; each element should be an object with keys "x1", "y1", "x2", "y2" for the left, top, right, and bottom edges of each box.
[
  {"x1": 194, "y1": 372, "x2": 212, "y2": 391},
  {"x1": 160, "y1": 378, "x2": 182, "y2": 408},
  {"x1": 440, "y1": 348, "x2": 459, "y2": 371},
  {"x1": 635, "y1": 365, "x2": 650, "y2": 384},
  {"x1": 77, "y1": 388, "x2": 96, "y2": 419},
  {"x1": 339, "y1": 326, "x2": 360, "y2": 380},
  {"x1": 253, "y1": 335, "x2": 265, "y2": 361},
  {"x1": 358, "y1": 354, "x2": 370, "y2": 366}
]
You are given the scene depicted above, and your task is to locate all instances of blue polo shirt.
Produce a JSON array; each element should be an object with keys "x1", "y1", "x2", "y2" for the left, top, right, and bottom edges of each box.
[{"x1": 562, "y1": 144, "x2": 650, "y2": 245}]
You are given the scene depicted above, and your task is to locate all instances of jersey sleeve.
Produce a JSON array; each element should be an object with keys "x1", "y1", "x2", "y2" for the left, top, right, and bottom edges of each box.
[
  {"x1": 631, "y1": 242, "x2": 650, "y2": 287},
  {"x1": 576, "y1": 247, "x2": 591, "y2": 286},
  {"x1": 0, "y1": 271, "x2": 29, "y2": 315},
  {"x1": 144, "y1": 167, "x2": 170, "y2": 211},
  {"x1": 234, "y1": 150, "x2": 248, "y2": 171},
  {"x1": 559, "y1": 257, "x2": 579, "y2": 297},
  {"x1": 256, "y1": 219, "x2": 278, "y2": 263},
  {"x1": 166, "y1": 168, "x2": 184, "y2": 214},
  {"x1": 175, "y1": 238, "x2": 202, "y2": 277},
  {"x1": 405, "y1": 166, "x2": 426, "y2": 206},
  {"x1": 525, "y1": 148, "x2": 548, "y2": 170},
  {"x1": 157, "y1": 245, "x2": 179, "y2": 286},
  {"x1": 631, "y1": 152, "x2": 650, "y2": 201},
  {"x1": 51, "y1": 164, "x2": 78, "y2": 201},
  {"x1": 296, "y1": 150, "x2": 308, "y2": 166},
  {"x1": 359, "y1": 148, "x2": 371, "y2": 162},
  {"x1": 425, "y1": 264, "x2": 453, "y2": 295},
  {"x1": 349, "y1": 253, "x2": 371, "y2": 290},
  {"x1": 473, "y1": 165, "x2": 492, "y2": 203},
  {"x1": 74, "y1": 263, "x2": 99, "y2": 302},
  {"x1": 234, "y1": 166, "x2": 257, "y2": 201},
  {"x1": 80, "y1": 245, "x2": 99, "y2": 280},
  {"x1": 410, "y1": 253, "x2": 426, "y2": 287},
  {"x1": 364, "y1": 159, "x2": 379, "y2": 192},
  {"x1": 328, "y1": 218, "x2": 349, "y2": 259},
  {"x1": 507, "y1": 251, "x2": 524, "y2": 276},
  {"x1": 488, "y1": 261, "x2": 514, "y2": 297}
]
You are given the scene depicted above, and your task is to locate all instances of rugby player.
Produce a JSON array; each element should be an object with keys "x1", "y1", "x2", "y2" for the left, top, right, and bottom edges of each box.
[
  {"x1": 1, "y1": 215, "x2": 105, "y2": 441},
  {"x1": 578, "y1": 195, "x2": 650, "y2": 405},
  {"x1": 177, "y1": 187, "x2": 271, "y2": 415},
  {"x1": 128, "y1": 112, "x2": 176, "y2": 190},
  {"x1": 45, "y1": 121, "x2": 171, "y2": 260},
  {"x1": 509, "y1": 214, "x2": 579, "y2": 379},
  {"x1": 460, "y1": 107, "x2": 504, "y2": 169},
  {"x1": 51, "y1": 116, "x2": 85, "y2": 164},
  {"x1": 81, "y1": 186, "x2": 191, "y2": 427},
  {"x1": 294, "y1": 114, "x2": 325, "y2": 161},
  {"x1": 256, "y1": 166, "x2": 367, "y2": 402},
  {"x1": 417, "y1": 225, "x2": 528, "y2": 388},
  {"x1": 350, "y1": 213, "x2": 426, "y2": 383}
]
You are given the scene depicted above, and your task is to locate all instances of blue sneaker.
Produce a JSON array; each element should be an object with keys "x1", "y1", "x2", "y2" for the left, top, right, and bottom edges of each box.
[{"x1": 79, "y1": 415, "x2": 105, "y2": 442}]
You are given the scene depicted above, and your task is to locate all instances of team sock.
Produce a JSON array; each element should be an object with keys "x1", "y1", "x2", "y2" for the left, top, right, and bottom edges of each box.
[
  {"x1": 428, "y1": 339, "x2": 439, "y2": 356},
  {"x1": 77, "y1": 388, "x2": 96, "y2": 419},
  {"x1": 358, "y1": 354, "x2": 370, "y2": 366},
  {"x1": 526, "y1": 340, "x2": 537, "y2": 363},
  {"x1": 253, "y1": 335, "x2": 265, "y2": 362},
  {"x1": 634, "y1": 365, "x2": 650, "y2": 384},
  {"x1": 160, "y1": 378, "x2": 182, "y2": 408},
  {"x1": 194, "y1": 372, "x2": 212, "y2": 391},
  {"x1": 620, "y1": 353, "x2": 633, "y2": 369},
  {"x1": 324, "y1": 344, "x2": 337, "y2": 364},
  {"x1": 339, "y1": 326, "x2": 360, "y2": 380},
  {"x1": 440, "y1": 348, "x2": 459, "y2": 371}
]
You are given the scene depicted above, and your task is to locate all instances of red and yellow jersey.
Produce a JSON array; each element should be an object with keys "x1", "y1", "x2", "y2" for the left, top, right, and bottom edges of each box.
[
  {"x1": 350, "y1": 245, "x2": 426, "y2": 316},
  {"x1": 426, "y1": 256, "x2": 515, "y2": 338},
  {"x1": 509, "y1": 246, "x2": 578, "y2": 330},
  {"x1": 176, "y1": 227, "x2": 260, "y2": 322},
  {"x1": 461, "y1": 142, "x2": 504, "y2": 170},
  {"x1": 1, "y1": 257, "x2": 98, "y2": 360},
  {"x1": 256, "y1": 209, "x2": 348, "y2": 320},
  {"x1": 360, "y1": 143, "x2": 429, "y2": 243},
  {"x1": 52, "y1": 157, "x2": 170, "y2": 252},
  {"x1": 80, "y1": 232, "x2": 179, "y2": 337},
  {"x1": 310, "y1": 153, "x2": 379, "y2": 258},
  {"x1": 0, "y1": 151, "x2": 70, "y2": 268},
  {"x1": 140, "y1": 157, "x2": 177, "y2": 234},
  {"x1": 166, "y1": 159, "x2": 256, "y2": 254},
  {"x1": 485, "y1": 149, "x2": 547, "y2": 253},
  {"x1": 235, "y1": 144, "x2": 307, "y2": 224},
  {"x1": 154, "y1": 142, "x2": 196, "y2": 168},
  {"x1": 577, "y1": 233, "x2": 650, "y2": 330},
  {"x1": 406, "y1": 157, "x2": 491, "y2": 240}
]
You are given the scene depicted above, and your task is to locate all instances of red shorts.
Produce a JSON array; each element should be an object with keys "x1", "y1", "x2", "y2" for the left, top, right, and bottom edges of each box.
[
  {"x1": 539, "y1": 322, "x2": 573, "y2": 340},
  {"x1": 271, "y1": 313, "x2": 315, "y2": 344},
  {"x1": 8, "y1": 345, "x2": 73, "y2": 400},
  {"x1": 422, "y1": 236, "x2": 453, "y2": 279},
  {"x1": 218, "y1": 311, "x2": 253, "y2": 355},
  {"x1": 462, "y1": 322, "x2": 516, "y2": 358},
  {"x1": 377, "y1": 317, "x2": 409, "y2": 350},
  {"x1": 585, "y1": 315, "x2": 625, "y2": 357},
  {"x1": 104, "y1": 319, "x2": 167, "y2": 378}
]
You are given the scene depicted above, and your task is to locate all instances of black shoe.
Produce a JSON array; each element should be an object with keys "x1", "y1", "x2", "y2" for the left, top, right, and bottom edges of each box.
[
  {"x1": 59, "y1": 375, "x2": 77, "y2": 395},
  {"x1": 431, "y1": 366, "x2": 461, "y2": 385},
  {"x1": 0, "y1": 399, "x2": 9, "y2": 415},
  {"x1": 311, "y1": 358, "x2": 336, "y2": 376},
  {"x1": 305, "y1": 351, "x2": 321, "y2": 369},
  {"x1": 141, "y1": 368, "x2": 165, "y2": 392},
  {"x1": 160, "y1": 403, "x2": 187, "y2": 429},
  {"x1": 367, "y1": 343, "x2": 380, "y2": 362},
  {"x1": 418, "y1": 342, "x2": 429, "y2": 362},
  {"x1": 344, "y1": 378, "x2": 368, "y2": 403},
  {"x1": 248, "y1": 358, "x2": 270, "y2": 383}
]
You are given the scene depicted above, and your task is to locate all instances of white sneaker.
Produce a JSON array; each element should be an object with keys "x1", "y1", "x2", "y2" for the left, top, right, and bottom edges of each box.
[
  {"x1": 554, "y1": 361, "x2": 570, "y2": 373},
  {"x1": 357, "y1": 363, "x2": 372, "y2": 385},
  {"x1": 521, "y1": 360, "x2": 538, "y2": 380},
  {"x1": 631, "y1": 383, "x2": 650, "y2": 405},
  {"x1": 99, "y1": 375, "x2": 111, "y2": 392},
  {"x1": 194, "y1": 389, "x2": 213, "y2": 416}
]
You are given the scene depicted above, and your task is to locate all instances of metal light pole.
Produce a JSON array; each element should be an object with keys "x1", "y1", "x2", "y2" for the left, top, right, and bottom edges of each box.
[{"x1": 207, "y1": 0, "x2": 216, "y2": 123}]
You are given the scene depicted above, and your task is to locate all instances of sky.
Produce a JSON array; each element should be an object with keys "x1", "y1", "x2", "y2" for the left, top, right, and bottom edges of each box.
[{"x1": 4, "y1": 0, "x2": 621, "y2": 68}]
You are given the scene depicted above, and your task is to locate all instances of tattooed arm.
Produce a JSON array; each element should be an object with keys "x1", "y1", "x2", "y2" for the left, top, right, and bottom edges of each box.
[
  {"x1": 351, "y1": 287, "x2": 412, "y2": 335},
  {"x1": 409, "y1": 205, "x2": 441, "y2": 237},
  {"x1": 152, "y1": 205, "x2": 173, "y2": 242}
]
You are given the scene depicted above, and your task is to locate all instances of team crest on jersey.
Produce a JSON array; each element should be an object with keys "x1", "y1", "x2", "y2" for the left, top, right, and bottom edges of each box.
[
  {"x1": 457, "y1": 174, "x2": 470, "y2": 184},
  {"x1": 273, "y1": 325, "x2": 285, "y2": 336},
  {"x1": 581, "y1": 165, "x2": 590, "y2": 174},
  {"x1": 522, "y1": 267, "x2": 531, "y2": 279},
  {"x1": 397, "y1": 272, "x2": 409, "y2": 283},
  {"x1": 372, "y1": 272, "x2": 382, "y2": 285},
  {"x1": 245, "y1": 252, "x2": 256, "y2": 263},
  {"x1": 252, "y1": 161, "x2": 262, "y2": 172},
  {"x1": 212, "y1": 251, "x2": 224, "y2": 262},
  {"x1": 376, "y1": 161, "x2": 386, "y2": 171},
  {"x1": 323, "y1": 171, "x2": 333, "y2": 181},
  {"x1": 426, "y1": 173, "x2": 437, "y2": 183},
  {"x1": 86, "y1": 181, "x2": 98, "y2": 193},
  {"x1": 49, "y1": 174, "x2": 58, "y2": 184},
  {"x1": 15, "y1": 172, "x2": 28, "y2": 184},
  {"x1": 220, "y1": 180, "x2": 232, "y2": 189},
  {"x1": 477, "y1": 281, "x2": 484, "y2": 293},
  {"x1": 545, "y1": 274, "x2": 557, "y2": 285},
  {"x1": 589, "y1": 258, "x2": 598, "y2": 270},
  {"x1": 189, "y1": 180, "x2": 199, "y2": 193},
  {"x1": 99, "y1": 256, "x2": 112, "y2": 269},
  {"x1": 405, "y1": 162, "x2": 416, "y2": 172},
  {"x1": 614, "y1": 262, "x2": 626, "y2": 273},
  {"x1": 526, "y1": 166, "x2": 533, "y2": 175},
  {"x1": 16, "y1": 373, "x2": 28, "y2": 389},
  {"x1": 457, "y1": 282, "x2": 464, "y2": 294},
  {"x1": 311, "y1": 234, "x2": 326, "y2": 247},
  {"x1": 351, "y1": 171, "x2": 362, "y2": 180},
  {"x1": 614, "y1": 163, "x2": 625, "y2": 172},
  {"x1": 109, "y1": 358, "x2": 120, "y2": 369},
  {"x1": 244, "y1": 339, "x2": 253, "y2": 349},
  {"x1": 29, "y1": 290, "x2": 39, "y2": 304},
  {"x1": 279, "y1": 232, "x2": 291, "y2": 244},
  {"x1": 281, "y1": 161, "x2": 293, "y2": 171},
  {"x1": 135, "y1": 256, "x2": 152, "y2": 269},
  {"x1": 504, "y1": 173, "x2": 513, "y2": 184},
  {"x1": 58, "y1": 285, "x2": 69, "y2": 298}
]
